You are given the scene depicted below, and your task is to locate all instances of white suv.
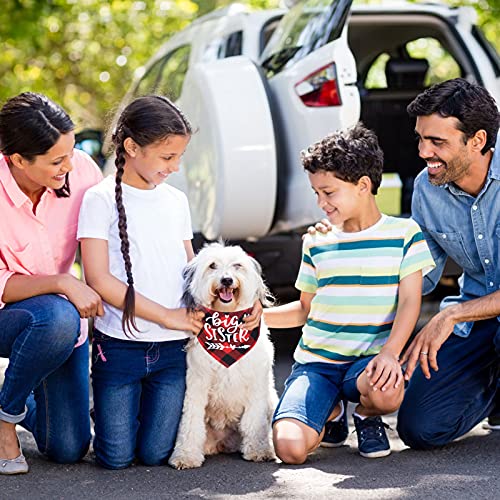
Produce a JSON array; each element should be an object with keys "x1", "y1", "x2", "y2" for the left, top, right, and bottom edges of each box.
[{"x1": 95, "y1": 0, "x2": 499, "y2": 289}]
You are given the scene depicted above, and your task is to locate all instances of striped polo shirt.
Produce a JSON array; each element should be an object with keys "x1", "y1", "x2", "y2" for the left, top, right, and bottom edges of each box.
[{"x1": 295, "y1": 215, "x2": 435, "y2": 364}]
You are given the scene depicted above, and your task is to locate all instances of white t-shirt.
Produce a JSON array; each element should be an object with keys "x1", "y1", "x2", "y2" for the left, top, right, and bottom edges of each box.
[{"x1": 77, "y1": 176, "x2": 193, "y2": 341}]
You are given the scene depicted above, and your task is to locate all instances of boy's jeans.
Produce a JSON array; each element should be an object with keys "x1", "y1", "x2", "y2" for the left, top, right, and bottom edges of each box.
[
  {"x1": 0, "y1": 295, "x2": 91, "y2": 463},
  {"x1": 91, "y1": 330, "x2": 187, "y2": 469},
  {"x1": 398, "y1": 318, "x2": 500, "y2": 449}
]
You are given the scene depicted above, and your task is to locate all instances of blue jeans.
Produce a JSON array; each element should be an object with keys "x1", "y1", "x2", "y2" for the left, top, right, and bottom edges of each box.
[
  {"x1": 0, "y1": 295, "x2": 90, "y2": 463},
  {"x1": 91, "y1": 330, "x2": 188, "y2": 469},
  {"x1": 397, "y1": 318, "x2": 500, "y2": 449},
  {"x1": 273, "y1": 357, "x2": 373, "y2": 434}
]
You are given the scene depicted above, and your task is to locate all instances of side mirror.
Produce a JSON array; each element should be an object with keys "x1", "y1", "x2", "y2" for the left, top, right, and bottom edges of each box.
[{"x1": 75, "y1": 129, "x2": 105, "y2": 169}]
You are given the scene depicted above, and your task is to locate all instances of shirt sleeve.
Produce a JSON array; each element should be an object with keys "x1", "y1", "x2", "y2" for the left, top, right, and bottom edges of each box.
[
  {"x1": 180, "y1": 191, "x2": 193, "y2": 240},
  {"x1": 0, "y1": 257, "x2": 15, "y2": 308},
  {"x1": 77, "y1": 185, "x2": 114, "y2": 241},
  {"x1": 295, "y1": 238, "x2": 318, "y2": 293},
  {"x1": 400, "y1": 219, "x2": 436, "y2": 281}
]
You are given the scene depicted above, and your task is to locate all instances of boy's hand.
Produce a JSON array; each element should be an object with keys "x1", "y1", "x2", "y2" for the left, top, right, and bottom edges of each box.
[
  {"x1": 365, "y1": 351, "x2": 403, "y2": 392},
  {"x1": 304, "y1": 218, "x2": 332, "y2": 239},
  {"x1": 242, "y1": 300, "x2": 263, "y2": 330}
]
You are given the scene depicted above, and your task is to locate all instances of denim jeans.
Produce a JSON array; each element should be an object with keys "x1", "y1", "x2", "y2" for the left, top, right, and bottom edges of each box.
[
  {"x1": 91, "y1": 330, "x2": 188, "y2": 469},
  {"x1": 0, "y1": 295, "x2": 91, "y2": 463},
  {"x1": 397, "y1": 318, "x2": 500, "y2": 449}
]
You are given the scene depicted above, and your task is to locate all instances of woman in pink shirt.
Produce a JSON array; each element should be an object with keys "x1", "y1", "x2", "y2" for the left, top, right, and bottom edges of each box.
[{"x1": 0, "y1": 93, "x2": 103, "y2": 474}]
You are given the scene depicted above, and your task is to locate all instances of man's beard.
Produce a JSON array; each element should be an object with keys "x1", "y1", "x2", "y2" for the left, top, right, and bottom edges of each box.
[{"x1": 427, "y1": 154, "x2": 471, "y2": 186}]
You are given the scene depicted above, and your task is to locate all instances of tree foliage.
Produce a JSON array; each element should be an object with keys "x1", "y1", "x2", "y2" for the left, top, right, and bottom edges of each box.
[{"x1": 0, "y1": 0, "x2": 497, "y2": 129}]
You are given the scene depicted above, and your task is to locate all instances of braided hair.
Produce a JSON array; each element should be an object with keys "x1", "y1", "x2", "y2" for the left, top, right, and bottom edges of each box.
[
  {"x1": 111, "y1": 95, "x2": 192, "y2": 336},
  {"x1": 0, "y1": 92, "x2": 74, "y2": 197}
]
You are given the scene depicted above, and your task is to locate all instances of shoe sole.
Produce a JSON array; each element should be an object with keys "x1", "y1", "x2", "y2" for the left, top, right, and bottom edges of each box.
[
  {"x1": 320, "y1": 439, "x2": 347, "y2": 448},
  {"x1": 482, "y1": 422, "x2": 500, "y2": 430},
  {"x1": 359, "y1": 449, "x2": 391, "y2": 458},
  {"x1": 0, "y1": 468, "x2": 29, "y2": 475}
]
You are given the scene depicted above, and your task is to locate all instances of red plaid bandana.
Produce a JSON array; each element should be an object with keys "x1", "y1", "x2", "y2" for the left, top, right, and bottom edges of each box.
[{"x1": 197, "y1": 306, "x2": 260, "y2": 368}]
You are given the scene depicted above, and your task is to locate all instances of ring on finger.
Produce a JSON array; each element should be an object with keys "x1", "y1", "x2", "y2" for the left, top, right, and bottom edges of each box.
[{"x1": 420, "y1": 351, "x2": 428, "y2": 356}]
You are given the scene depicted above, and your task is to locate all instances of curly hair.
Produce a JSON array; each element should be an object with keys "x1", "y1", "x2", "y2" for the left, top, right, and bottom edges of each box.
[
  {"x1": 407, "y1": 78, "x2": 499, "y2": 154},
  {"x1": 301, "y1": 123, "x2": 384, "y2": 194}
]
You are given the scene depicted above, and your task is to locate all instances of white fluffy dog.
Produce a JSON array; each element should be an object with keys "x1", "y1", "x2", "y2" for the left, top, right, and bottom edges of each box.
[{"x1": 169, "y1": 243, "x2": 278, "y2": 469}]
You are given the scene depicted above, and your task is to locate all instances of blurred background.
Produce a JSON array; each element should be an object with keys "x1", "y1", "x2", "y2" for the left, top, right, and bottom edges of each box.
[{"x1": 1, "y1": 0, "x2": 498, "y2": 132}]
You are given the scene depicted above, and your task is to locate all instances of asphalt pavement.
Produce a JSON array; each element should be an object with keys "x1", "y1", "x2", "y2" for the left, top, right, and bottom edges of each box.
[{"x1": 1, "y1": 296, "x2": 499, "y2": 499}]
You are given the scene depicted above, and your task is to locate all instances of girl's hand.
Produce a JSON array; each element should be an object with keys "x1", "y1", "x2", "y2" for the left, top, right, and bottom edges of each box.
[
  {"x1": 365, "y1": 351, "x2": 403, "y2": 392},
  {"x1": 60, "y1": 274, "x2": 104, "y2": 319},
  {"x1": 163, "y1": 308, "x2": 204, "y2": 335},
  {"x1": 243, "y1": 300, "x2": 263, "y2": 330}
]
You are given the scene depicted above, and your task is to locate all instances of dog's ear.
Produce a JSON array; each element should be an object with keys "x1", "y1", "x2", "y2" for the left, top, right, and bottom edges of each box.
[
  {"x1": 182, "y1": 262, "x2": 198, "y2": 312},
  {"x1": 249, "y1": 255, "x2": 275, "y2": 307}
]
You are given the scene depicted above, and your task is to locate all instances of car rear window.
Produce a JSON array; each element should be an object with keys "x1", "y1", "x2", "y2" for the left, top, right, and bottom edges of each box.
[{"x1": 261, "y1": 0, "x2": 352, "y2": 76}]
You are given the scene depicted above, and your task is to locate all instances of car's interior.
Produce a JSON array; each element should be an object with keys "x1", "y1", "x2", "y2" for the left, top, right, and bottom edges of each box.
[{"x1": 348, "y1": 13, "x2": 471, "y2": 213}]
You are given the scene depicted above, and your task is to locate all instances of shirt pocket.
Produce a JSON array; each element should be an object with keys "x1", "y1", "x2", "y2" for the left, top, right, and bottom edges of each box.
[
  {"x1": 428, "y1": 229, "x2": 474, "y2": 269},
  {"x1": 0, "y1": 242, "x2": 35, "y2": 274}
]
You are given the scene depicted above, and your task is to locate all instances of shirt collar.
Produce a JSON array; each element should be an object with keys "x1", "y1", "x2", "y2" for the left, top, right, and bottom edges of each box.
[
  {"x1": 488, "y1": 133, "x2": 500, "y2": 181},
  {"x1": 0, "y1": 155, "x2": 54, "y2": 208}
]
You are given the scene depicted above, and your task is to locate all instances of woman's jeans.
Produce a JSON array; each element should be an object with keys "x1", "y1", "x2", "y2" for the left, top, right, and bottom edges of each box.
[
  {"x1": 0, "y1": 295, "x2": 90, "y2": 463},
  {"x1": 91, "y1": 330, "x2": 188, "y2": 470}
]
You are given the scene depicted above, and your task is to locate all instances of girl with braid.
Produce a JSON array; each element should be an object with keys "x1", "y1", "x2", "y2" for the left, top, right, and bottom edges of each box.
[{"x1": 77, "y1": 96, "x2": 205, "y2": 469}]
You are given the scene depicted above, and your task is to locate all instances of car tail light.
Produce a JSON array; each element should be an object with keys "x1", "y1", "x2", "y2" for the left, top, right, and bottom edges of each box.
[{"x1": 295, "y1": 63, "x2": 341, "y2": 107}]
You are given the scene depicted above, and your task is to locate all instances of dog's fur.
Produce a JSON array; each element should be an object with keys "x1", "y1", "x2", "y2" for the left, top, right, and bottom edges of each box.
[{"x1": 169, "y1": 243, "x2": 278, "y2": 469}]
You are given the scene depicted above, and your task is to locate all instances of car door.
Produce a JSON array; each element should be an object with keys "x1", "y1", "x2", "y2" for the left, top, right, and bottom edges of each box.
[{"x1": 260, "y1": 0, "x2": 359, "y2": 232}]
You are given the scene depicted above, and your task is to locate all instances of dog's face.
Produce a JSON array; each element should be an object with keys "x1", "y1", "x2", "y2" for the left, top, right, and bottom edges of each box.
[{"x1": 183, "y1": 243, "x2": 273, "y2": 312}]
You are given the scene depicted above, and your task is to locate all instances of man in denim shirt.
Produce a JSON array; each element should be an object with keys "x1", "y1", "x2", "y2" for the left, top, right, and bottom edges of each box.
[{"x1": 398, "y1": 79, "x2": 500, "y2": 448}]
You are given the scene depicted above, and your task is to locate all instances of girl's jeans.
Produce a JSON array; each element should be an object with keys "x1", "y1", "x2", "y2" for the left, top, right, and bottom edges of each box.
[
  {"x1": 0, "y1": 294, "x2": 90, "y2": 463},
  {"x1": 91, "y1": 329, "x2": 188, "y2": 469}
]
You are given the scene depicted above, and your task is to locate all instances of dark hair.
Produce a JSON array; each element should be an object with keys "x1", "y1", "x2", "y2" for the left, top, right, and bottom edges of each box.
[
  {"x1": 112, "y1": 95, "x2": 192, "y2": 336},
  {"x1": 0, "y1": 92, "x2": 75, "y2": 197},
  {"x1": 301, "y1": 122, "x2": 384, "y2": 194},
  {"x1": 407, "y1": 78, "x2": 500, "y2": 154}
]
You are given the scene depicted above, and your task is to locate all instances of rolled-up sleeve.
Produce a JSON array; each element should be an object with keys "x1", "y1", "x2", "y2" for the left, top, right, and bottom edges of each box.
[{"x1": 0, "y1": 257, "x2": 15, "y2": 308}]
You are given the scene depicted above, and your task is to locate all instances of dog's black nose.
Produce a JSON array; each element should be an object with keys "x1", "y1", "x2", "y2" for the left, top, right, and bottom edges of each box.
[{"x1": 221, "y1": 276, "x2": 233, "y2": 287}]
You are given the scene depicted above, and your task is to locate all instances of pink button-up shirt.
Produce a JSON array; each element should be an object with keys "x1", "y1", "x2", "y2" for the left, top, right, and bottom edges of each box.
[{"x1": 0, "y1": 149, "x2": 103, "y2": 346}]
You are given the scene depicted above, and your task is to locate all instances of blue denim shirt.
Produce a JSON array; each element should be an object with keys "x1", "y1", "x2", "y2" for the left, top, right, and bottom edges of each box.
[{"x1": 412, "y1": 134, "x2": 500, "y2": 337}]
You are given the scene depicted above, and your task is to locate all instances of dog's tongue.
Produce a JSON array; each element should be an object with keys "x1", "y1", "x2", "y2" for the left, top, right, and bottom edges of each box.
[{"x1": 219, "y1": 287, "x2": 234, "y2": 302}]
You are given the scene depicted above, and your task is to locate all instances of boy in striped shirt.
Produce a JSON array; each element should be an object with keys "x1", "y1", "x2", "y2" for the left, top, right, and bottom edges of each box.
[{"x1": 264, "y1": 123, "x2": 434, "y2": 462}]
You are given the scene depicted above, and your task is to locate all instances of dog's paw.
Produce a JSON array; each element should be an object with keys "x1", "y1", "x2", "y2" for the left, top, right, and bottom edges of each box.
[
  {"x1": 169, "y1": 451, "x2": 205, "y2": 470},
  {"x1": 242, "y1": 447, "x2": 277, "y2": 463}
]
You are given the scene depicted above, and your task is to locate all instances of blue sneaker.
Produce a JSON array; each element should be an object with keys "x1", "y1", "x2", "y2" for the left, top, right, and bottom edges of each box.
[
  {"x1": 320, "y1": 401, "x2": 348, "y2": 448},
  {"x1": 353, "y1": 414, "x2": 391, "y2": 458}
]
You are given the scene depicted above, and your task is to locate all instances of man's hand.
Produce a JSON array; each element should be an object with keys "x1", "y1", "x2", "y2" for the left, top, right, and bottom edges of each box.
[
  {"x1": 61, "y1": 274, "x2": 104, "y2": 318},
  {"x1": 365, "y1": 350, "x2": 403, "y2": 392},
  {"x1": 304, "y1": 218, "x2": 332, "y2": 238},
  {"x1": 400, "y1": 310, "x2": 456, "y2": 380},
  {"x1": 243, "y1": 300, "x2": 263, "y2": 330}
]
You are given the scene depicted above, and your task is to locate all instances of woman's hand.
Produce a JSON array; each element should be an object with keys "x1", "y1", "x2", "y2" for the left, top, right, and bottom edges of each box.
[
  {"x1": 365, "y1": 350, "x2": 403, "y2": 392},
  {"x1": 163, "y1": 307, "x2": 204, "y2": 335},
  {"x1": 243, "y1": 300, "x2": 263, "y2": 330},
  {"x1": 60, "y1": 274, "x2": 104, "y2": 318}
]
